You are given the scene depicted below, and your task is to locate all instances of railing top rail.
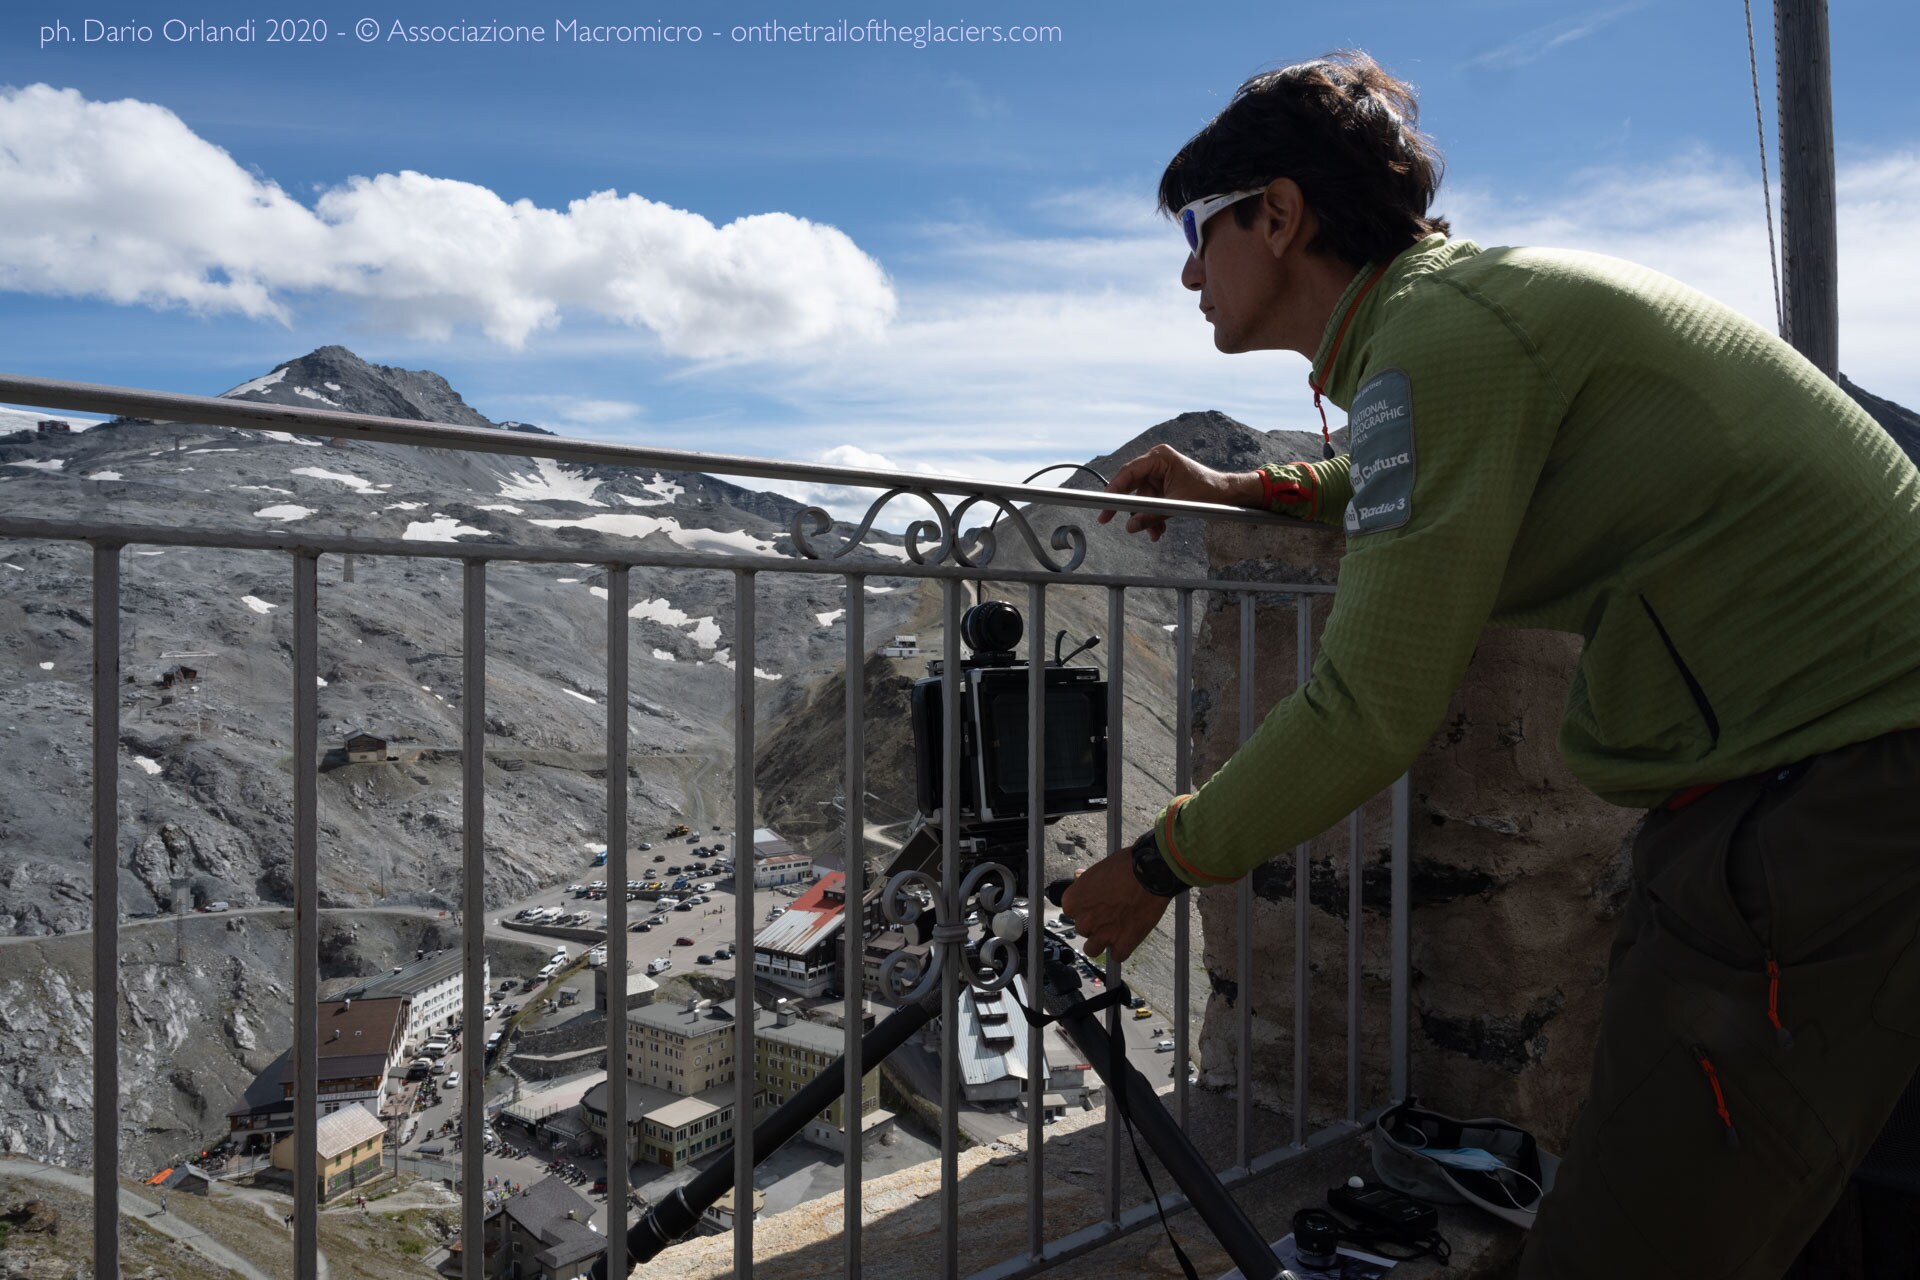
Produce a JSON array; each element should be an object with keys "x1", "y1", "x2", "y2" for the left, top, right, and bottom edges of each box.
[
  {"x1": 0, "y1": 515, "x2": 1336, "y2": 594},
  {"x1": 0, "y1": 372, "x2": 1324, "y2": 532}
]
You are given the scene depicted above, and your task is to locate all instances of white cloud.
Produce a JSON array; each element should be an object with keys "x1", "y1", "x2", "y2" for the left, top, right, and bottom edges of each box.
[
  {"x1": 1468, "y1": 3, "x2": 1646, "y2": 70},
  {"x1": 0, "y1": 84, "x2": 895, "y2": 355},
  {"x1": 693, "y1": 151, "x2": 1920, "y2": 500}
]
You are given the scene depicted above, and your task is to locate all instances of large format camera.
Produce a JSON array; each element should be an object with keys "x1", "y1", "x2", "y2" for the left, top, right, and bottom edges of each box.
[{"x1": 909, "y1": 600, "x2": 1108, "y2": 832}]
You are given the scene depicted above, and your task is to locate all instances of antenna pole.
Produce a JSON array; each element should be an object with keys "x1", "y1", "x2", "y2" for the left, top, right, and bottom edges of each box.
[{"x1": 1775, "y1": 0, "x2": 1840, "y2": 379}]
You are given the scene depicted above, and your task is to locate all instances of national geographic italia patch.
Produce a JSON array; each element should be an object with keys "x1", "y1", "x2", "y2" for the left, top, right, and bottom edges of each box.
[{"x1": 1342, "y1": 368, "x2": 1415, "y2": 535}]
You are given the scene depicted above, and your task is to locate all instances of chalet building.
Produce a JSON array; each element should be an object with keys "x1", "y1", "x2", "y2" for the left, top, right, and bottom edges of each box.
[
  {"x1": 288, "y1": 996, "x2": 409, "y2": 1119},
  {"x1": 271, "y1": 1104, "x2": 386, "y2": 1201},
  {"x1": 345, "y1": 732, "x2": 389, "y2": 763}
]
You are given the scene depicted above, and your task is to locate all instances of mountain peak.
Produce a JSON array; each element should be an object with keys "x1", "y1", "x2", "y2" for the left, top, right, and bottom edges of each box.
[{"x1": 218, "y1": 346, "x2": 517, "y2": 432}]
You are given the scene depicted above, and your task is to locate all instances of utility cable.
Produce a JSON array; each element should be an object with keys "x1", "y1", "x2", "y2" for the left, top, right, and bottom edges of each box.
[{"x1": 1743, "y1": 0, "x2": 1784, "y2": 336}]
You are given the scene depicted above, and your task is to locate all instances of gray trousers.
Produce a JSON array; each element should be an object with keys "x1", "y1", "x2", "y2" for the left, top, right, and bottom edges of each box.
[{"x1": 1520, "y1": 726, "x2": 1920, "y2": 1279}]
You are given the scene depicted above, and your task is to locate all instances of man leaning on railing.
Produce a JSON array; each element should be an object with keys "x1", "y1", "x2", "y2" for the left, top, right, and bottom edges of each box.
[{"x1": 1063, "y1": 49, "x2": 1920, "y2": 1280}]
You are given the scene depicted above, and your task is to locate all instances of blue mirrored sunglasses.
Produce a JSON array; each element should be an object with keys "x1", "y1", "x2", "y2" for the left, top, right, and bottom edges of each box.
[{"x1": 1177, "y1": 187, "x2": 1266, "y2": 258}]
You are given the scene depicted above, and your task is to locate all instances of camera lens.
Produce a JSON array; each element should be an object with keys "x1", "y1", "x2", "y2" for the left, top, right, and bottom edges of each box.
[
  {"x1": 1292, "y1": 1208, "x2": 1340, "y2": 1269},
  {"x1": 959, "y1": 600, "x2": 1023, "y2": 653}
]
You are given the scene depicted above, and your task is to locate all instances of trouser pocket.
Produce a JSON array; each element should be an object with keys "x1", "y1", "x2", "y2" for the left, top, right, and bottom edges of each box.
[{"x1": 1593, "y1": 1030, "x2": 1834, "y2": 1279}]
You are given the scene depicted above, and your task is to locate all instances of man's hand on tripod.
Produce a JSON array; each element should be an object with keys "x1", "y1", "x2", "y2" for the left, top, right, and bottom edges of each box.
[
  {"x1": 1062, "y1": 850, "x2": 1174, "y2": 964},
  {"x1": 1096, "y1": 443, "x2": 1263, "y2": 543}
]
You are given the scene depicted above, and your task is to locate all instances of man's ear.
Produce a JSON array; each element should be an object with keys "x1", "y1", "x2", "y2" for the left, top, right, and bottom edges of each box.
[{"x1": 1258, "y1": 178, "x2": 1312, "y2": 260}]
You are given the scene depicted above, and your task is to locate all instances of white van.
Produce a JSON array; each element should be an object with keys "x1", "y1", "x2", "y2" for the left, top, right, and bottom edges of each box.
[{"x1": 646, "y1": 957, "x2": 672, "y2": 975}]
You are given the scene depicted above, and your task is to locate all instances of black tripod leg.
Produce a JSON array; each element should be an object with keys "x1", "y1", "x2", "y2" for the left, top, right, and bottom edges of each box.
[{"x1": 1053, "y1": 1004, "x2": 1281, "y2": 1280}]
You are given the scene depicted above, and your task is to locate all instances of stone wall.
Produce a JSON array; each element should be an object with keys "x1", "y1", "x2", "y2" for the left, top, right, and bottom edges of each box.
[{"x1": 1190, "y1": 519, "x2": 1640, "y2": 1151}]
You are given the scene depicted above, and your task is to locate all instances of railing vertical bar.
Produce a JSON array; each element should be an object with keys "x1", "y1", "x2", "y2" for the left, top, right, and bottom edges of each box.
[
  {"x1": 939, "y1": 578, "x2": 963, "y2": 1280},
  {"x1": 293, "y1": 550, "x2": 321, "y2": 1280},
  {"x1": 605, "y1": 564, "x2": 631, "y2": 1280},
  {"x1": 1104, "y1": 585, "x2": 1126, "y2": 1223},
  {"x1": 460, "y1": 559, "x2": 487, "y2": 1280},
  {"x1": 1173, "y1": 587, "x2": 1193, "y2": 1129},
  {"x1": 1292, "y1": 594, "x2": 1312, "y2": 1148},
  {"x1": 1346, "y1": 808, "x2": 1363, "y2": 1125},
  {"x1": 1025, "y1": 581, "x2": 1048, "y2": 1259},
  {"x1": 733, "y1": 570, "x2": 758, "y2": 1280},
  {"x1": 1390, "y1": 773, "x2": 1411, "y2": 1100},
  {"x1": 91, "y1": 543, "x2": 122, "y2": 1280},
  {"x1": 842, "y1": 571, "x2": 865, "y2": 1279},
  {"x1": 1235, "y1": 592, "x2": 1255, "y2": 1171}
]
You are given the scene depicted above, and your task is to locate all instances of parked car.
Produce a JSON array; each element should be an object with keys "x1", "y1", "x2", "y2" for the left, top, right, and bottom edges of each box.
[
  {"x1": 652, "y1": 853, "x2": 665, "y2": 862},
  {"x1": 444, "y1": 1071, "x2": 460, "y2": 1089},
  {"x1": 675, "y1": 936, "x2": 696, "y2": 946},
  {"x1": 638, "y1": 842, "x2": 653, "y2": 851},
  {"x1": 1132, "y1": 1006, "x2": 1153, "y2": 1020},
  {"x1": 204, "y1": 901, "x2": 231, "y2": 912},
  {"x1": 1155, "y1": 1039, "x2": 1176, "y2": 1052},
  {"x1": 695, "y1": 882, "x2": 716, "y2": 893},
  {"x1": 634, "y1": 922, "x2": 652, "y2": 933},
  {"x1": 647, "y1": 957, "x2": 672, "y2": 975},
  {"x1": 697, "y1": 954, "x2": 714, "y2": 965},
  {"x1": 714, "y1": 946, "x2": 733, "y2": 961},
  {"x1": 674, "y1": 902, "x2": 693, "y2": 912}
]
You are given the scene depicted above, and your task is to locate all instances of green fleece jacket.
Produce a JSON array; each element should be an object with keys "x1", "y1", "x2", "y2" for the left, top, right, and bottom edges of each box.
[{"x1": 1157, "y1": 234, "x2": 1920, "y2": 888}]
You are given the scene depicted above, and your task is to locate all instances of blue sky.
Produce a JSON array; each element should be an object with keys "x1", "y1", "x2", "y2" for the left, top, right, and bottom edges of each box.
[{"x1": 5, "y1": 1, "x2": 1918, "y2": 505}]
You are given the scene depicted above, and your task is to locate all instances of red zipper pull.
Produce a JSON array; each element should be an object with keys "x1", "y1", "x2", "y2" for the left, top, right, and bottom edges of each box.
[
  {"x1": 1765, "y1": 953, "x2": 1795, "y2": 1049},
  {"x1": 1691, "y1": 1044, "x2": 1740, "y2": 1149}
]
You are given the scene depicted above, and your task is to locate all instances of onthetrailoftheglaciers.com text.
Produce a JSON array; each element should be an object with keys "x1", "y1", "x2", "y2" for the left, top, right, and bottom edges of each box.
[{"x1": 38, "y1": 17, "x2": 1065, "y2": 48}]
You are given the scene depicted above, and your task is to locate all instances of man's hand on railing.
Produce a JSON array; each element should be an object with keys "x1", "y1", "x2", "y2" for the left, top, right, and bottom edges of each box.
[
  {"x1": 1096, "y1": 443, "x2": 1263, "y2": 543},
  {"x1": 1061, "y1": 851, "x2": 1175, "y2": 964}
]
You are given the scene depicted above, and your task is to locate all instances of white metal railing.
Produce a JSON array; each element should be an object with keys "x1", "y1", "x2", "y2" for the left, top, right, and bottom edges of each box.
[{"x1": 0, "y1": 372, "x2": 1410, "y2": 1280}]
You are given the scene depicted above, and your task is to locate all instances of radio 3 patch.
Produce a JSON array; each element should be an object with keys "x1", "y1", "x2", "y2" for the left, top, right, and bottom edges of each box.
[{"x1": 1343, "y1": 368, "x2": 1415, "y2": 535}]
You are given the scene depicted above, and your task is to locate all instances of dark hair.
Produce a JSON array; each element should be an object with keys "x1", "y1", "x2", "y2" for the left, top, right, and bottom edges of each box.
[{"x1": 1158, "y1": 51, "x2": 1449, "y2": 267}]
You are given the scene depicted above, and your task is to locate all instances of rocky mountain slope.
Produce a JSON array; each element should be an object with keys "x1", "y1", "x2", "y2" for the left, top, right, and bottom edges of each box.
[{"x1": 0, "y1": 345, "x2": 1331, "y2": 1172}]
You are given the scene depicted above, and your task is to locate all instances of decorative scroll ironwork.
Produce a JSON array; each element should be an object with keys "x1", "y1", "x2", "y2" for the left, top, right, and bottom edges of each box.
[
  {"x1": 878, "y1": 858, "x2": 1026, "y2": 1000},
  {"x1": 791, "y1": 488, "x2": 1087, "y2": 573}
]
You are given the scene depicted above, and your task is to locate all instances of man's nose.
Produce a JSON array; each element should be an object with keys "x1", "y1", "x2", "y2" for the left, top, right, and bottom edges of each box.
[{"x1": 1181, "y1": 252, "x2": 1203, "y2": 292}]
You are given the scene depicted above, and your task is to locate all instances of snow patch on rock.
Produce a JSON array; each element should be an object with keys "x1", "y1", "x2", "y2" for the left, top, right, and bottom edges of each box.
[
  {"x1": 252, "y1": 504, "x2": 313, "y2": 521},
  {"x1": 222, "y1": 367, "x2": 287, "y2": 397},
  {"x1": 403, "y1": 518, "x2": 491, "y2": 541},
  {"x1": 498, "y1": 458, "x2": 605, "y2": 506},
  {"x1": 293, "y1": 466, "x2": 377, "y2": 493}
]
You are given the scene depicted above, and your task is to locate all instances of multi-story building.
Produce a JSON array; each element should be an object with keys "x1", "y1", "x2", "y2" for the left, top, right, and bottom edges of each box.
[
  {"x1": 753, "y1": 852, "x2": 814, "y2": 889},
  {"x1": 485, "y1": 1177, "x2": 604, "y2": 1280},
  {"x1": 752, "y1": 1001, "x2": 893, "y2": 1153},
  {"x1": 291, "y1": 996, "x2": 409, "y2": 1119},
  {"x1": 751, "y1": 871, "x2": 854, "y2": 997},
  {"x1": 581, "y1": 1076, "x2": 741, "y2": 1169},
  {"x1": 625, "y1": 995, "x2": 742, "y2": 1094},
  {"x1": 943, "y1": 973, "x2": 1094, "y2": 1120},
  {"x1": 336, "y1": 948, "x2": 490, "y2": 1052},
  {"x1": 228, "y1": 994, "x2": 412, "y2": 1142}
]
